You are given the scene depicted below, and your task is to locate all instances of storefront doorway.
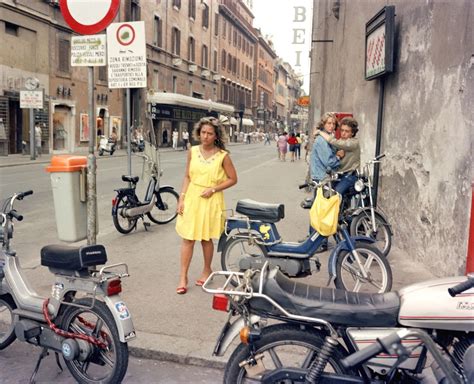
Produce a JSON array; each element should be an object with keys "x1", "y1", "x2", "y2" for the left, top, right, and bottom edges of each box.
[{"x1": 52, "y1": 105, "x2": 72, "y2": 152}]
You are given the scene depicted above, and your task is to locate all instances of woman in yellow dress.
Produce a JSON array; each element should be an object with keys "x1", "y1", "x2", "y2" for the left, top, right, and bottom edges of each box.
[{"x1": 175, "y1": 117, "x2": 237, "y2": 294}]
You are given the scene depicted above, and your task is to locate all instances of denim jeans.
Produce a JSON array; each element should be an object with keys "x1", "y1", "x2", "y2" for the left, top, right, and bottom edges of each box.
[{"x1": 335, "y1": 174, "x2": 358, "y2": 196}]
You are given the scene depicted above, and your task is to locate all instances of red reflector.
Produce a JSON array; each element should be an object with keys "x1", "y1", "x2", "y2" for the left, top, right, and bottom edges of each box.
[
  {"x1": 107, "y1": 279, "x2": 122, "y2": 296},
  {"x1": 112, "y1": 197, "x2": 117, "y2": 206},
  {"x1": 212, "y1": 294, "x2": 229, "y2": 312}
]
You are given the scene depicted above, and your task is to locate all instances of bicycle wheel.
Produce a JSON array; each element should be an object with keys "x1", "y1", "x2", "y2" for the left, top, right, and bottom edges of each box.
[
  {"x1": 224, "y1": 324, "x2": 352, "y2": 383},
  {"x1": 335, "y1": 242, "x2": 392, "y2": 293},
  {"x1": 221, "y1": 235, "x2": 267, "y2": 272},
  {"x1": 147, "y1": 188, "x2": 179, "y2": 224},
  {"x1": 112, "y1": 195, "x2": 137, "y2": 234},
  {"x1": 0, "y1": 295, "x2": 16, "y2": 350},
  {"x1": 350, "y1": 211, "x2": 392, "y2": 257},
  {"x1": 60, "y1": 298, "x2": 129, "y2": 384}
]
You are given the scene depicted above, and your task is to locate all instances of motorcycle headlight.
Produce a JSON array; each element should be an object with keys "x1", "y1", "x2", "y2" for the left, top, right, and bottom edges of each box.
[{"x1": 354, "y1": 180, "x2": 365, "y2": 192}]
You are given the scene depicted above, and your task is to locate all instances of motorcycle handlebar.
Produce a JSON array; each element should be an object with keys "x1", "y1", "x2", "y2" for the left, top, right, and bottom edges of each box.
[
  {"x1": 375, "y1": 153, "x2": 386, "y2": 161},
  {"x1": 299, "y1": 183, "x2": 308, "y2": 189},
  {"x1": 9, "y1": 210, "x2": 23, "y2": 221},
  {"x1": 17, "y1": 190, "x2": 33, "y2": 200},
  {"x1": 448, "y1": 278, "x2": 474, "y2": 297}
]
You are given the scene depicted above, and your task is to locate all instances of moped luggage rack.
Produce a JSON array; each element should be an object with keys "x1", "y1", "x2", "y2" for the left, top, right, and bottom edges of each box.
[
  {"x1": 224, "y1": 216, "x2": 282, "y2": 246},
  {"x1": 201, "y1": 262, "x2": 337, "y2": 336},
  {"x1": 56, "y1": 263, "x2": 130, "y2": 311}
]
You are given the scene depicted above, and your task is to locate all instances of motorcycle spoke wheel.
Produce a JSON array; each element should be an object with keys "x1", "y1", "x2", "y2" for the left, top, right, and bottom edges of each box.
[
  {"x1": 60, "y1": 298, "x2": 128, "y2": 384},
  {"x1": 221, "y1": 236, "x2": 266, "y2": 272},
  {"x1": 350, "y1": 213, "x2": 392, "y2": 257},
  {"x1": 335, "y1": 242, "x2": 392, "y2": 293},
  {"x1": 0, "y1": 296, "x2": 16, "y2": 350},
  {"x1": 112, "y1": 196, "x2": 137, "y2": 234},
  {"x1": 147, "y1": 189, "x2": 179, "y2": 224},
  {"x1": 225, "y1": 324, "x2": 351, "y2": 384}
]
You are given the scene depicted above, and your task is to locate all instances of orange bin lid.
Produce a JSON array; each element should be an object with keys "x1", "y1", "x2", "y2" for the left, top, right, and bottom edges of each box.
[{"x1": 45, "y1": 155, "x2": 87, "y2": 173}]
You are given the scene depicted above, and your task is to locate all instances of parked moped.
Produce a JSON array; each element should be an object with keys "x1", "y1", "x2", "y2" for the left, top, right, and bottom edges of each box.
[
  {"x1": 0, "y1": 191, "x2": 135, "y2": 383},
  {"x1": 98, "y1": 135, "x2": 116, "y2": 156},
  {"x1": 112, "y1": 144, "x2": 179, "y2": 234},
  {"x1": 218, "y1": 178, "x2": 392, "y2": 293},
  {"x1": 203, "y1": 263, "x2": 474, "y2": 383}
]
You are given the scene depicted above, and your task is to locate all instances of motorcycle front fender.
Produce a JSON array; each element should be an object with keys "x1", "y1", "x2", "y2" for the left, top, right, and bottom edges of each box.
[
  {"x1": 327, "y1": 236, "x2": 375, "y2": 278},
  {"x1": 214, "y1": 314, "x2": 261, "y2": 356},
  {"x1": 217, "y1": 232, "x2": 227, "y2": 253},
  {"x1": 158, "y1": 185, "x2": 174, "y2": 191},
  {"x1": 104, "y1": 295, "x2": 136, "y2": 343},
  {"x1": 351, "y1": 208, "x2": 393, "y2": 235}
]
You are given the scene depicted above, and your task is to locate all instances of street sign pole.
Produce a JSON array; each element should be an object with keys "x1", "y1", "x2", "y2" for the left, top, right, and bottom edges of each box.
[
  {"x1": 87, "y1": 66, "x2": 97, "y2": 245},
  {"x1": 29, "y1": 109, "x2": 35, "y2": 161},
  {"x1": 126, "y1": 88, "x2": 131, "y2": 177}
]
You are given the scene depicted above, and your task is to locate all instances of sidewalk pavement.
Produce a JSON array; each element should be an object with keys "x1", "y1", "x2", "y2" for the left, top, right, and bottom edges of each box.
[{"x1": 1, "y1": 144, "x2": 436, "y2": 371}]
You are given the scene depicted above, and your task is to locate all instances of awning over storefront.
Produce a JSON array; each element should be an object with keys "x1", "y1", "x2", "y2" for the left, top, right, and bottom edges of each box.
[
  {"x1": 147, "y1": 92, "x2": 234, "y2": 114},
  {"x1": 230, "y1": 117, "x2": 238, "y2": 125},
  {"x1": 242, "y1": 118, "x2": 254, "y2": 127}
]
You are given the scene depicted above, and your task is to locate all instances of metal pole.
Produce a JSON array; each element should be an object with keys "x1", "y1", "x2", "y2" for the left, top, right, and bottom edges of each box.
[
  {"x1": 126, "y1": 88, "x2": 131, "y2": 177},
  {"x1": 29, "y1": 109, "x2": 35, "y2": 160},
  {"x1": 372, "y1": 77, "x2": 385, "y2": 209},
  {"x1": 87, "y1": 66, "x2": 97, "y2": 245}
]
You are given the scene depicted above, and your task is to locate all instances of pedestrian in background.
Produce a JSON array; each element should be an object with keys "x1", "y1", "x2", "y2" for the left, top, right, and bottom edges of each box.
[
  {"x1": 287, "y1": 132, "x2": 298, "y2": 162},
  {"x1": 277, "y1": 131, "x2": 288, "y2": 161},
  {"x1": 182, "y1": 129, "x2": 189, "y2": 150},
  {"x1": 175, "y1": 117, "x2": 238, "y2": 295},
  {"x1": 34, "y1": 123, "x2": 42, "y2": 156},
  {"x1": 295, "y1": 133, "x2": 302, "y2": 160},
  {"x1": 172, "y1": 128, "x2": 179, "y2": 150}
]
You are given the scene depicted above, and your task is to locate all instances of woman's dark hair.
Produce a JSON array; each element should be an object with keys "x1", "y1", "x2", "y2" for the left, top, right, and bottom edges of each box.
[
  {"x1": 340, "y1": 117, "x2": 359, "y2": 137},
  {"x1": 193, "y1": 116, "x2": 228, "y2": 150}
]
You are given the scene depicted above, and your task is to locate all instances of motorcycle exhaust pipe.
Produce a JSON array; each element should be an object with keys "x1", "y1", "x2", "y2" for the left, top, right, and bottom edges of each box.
[{"x1": 123, "y1": 196, "x2": 155, "y2": 218}]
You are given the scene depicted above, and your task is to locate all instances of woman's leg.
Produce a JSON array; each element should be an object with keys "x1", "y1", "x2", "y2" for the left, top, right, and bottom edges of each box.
[
  {"x1": 199, "y1": 239, "x2": 214, "y2": 280},
  {"x1": 178, "y1": 239, "x2": 195, "y2": 288}
]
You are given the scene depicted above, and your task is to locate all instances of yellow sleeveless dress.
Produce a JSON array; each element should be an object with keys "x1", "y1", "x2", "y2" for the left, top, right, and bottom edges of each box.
[{"x1": 175, "y1": 145, "x2": 228, "y2": 241}]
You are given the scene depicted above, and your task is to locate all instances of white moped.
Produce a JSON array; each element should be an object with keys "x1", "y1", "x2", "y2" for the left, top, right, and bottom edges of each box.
[{"x1": 0, "y1": 191, "x2": 135, "y2": 383}]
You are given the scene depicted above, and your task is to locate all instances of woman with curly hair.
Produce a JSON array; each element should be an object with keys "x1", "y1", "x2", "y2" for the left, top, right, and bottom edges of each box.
[{"x1": 175, "y1": 117, "x2": 238, "y2": 294}]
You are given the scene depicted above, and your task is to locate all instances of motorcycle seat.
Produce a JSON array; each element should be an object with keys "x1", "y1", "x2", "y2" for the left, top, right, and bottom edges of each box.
[
  {"x1": 236, "y1": 199, "x2": 285, "y2": 223},
  {"x1": 41, "y1": 244, "x2": 107, "y2": 271},
  {"x1": 250, "y1": 267, "x2": 400, "y2": 327},
  {"x1": 122, "y1": 175, "x2": 139, "y2": 184}
]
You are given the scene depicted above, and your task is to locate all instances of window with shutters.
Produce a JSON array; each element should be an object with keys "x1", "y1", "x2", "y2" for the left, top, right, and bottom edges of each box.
[
  {"x1": 188, "y1": 37, "x2": 195, "y2": 62},
  {"x1": 202, "y1": 4, "x2": 209, "y2": 29},
  {"x1": 172, "y1": 0, "x2": 181, "y2": 10},
  {"x1": 188, "y1": 0, "x2": 196, "y2": 19},
  {"x1": 214, "y1": 13, "x2": 219, "y2": 36},
  {"x1": 202, "y1": 45, "x2": 208, "y2": 68},
  {"x1": 213, "y1": 50, "x2": 217, "y2": 72},
  {"x1": 58, "y1": 39, "x2": 70, "y2": 73},
  {"x1": 98, "y1": 66, "x2": 107, "y2": 82},
  {"x1": 222, "y1": 50, "x2": 226, "y2": 69},
  {"x1": 171, "y1": 27, "x2": 181, "y2": 55},
  {"x1": 154, "y1": 16, "x2": 162, "y2": 47}
]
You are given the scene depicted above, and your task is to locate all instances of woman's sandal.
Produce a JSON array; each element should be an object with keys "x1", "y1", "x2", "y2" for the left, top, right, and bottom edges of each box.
[
  {"x1": 195, "y1": 275, "x2": 213, "y2": 286},
  {"x1": 176, "y1": 287, "x2": 187, "y2": 295}
]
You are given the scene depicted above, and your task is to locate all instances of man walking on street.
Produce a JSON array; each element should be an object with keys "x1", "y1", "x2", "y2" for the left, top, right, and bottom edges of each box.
[
  {"x1": 182, "y1": 130, "x2": 189, "y2": 150},
  {"x1": 172, "y1": 128, "x2": 179, "y2": 150}
]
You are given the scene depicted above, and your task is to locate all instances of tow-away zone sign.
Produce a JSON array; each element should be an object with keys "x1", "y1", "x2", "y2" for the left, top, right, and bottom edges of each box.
[{"x1": 106, "y1": 21, "x2": 147, "y2": 89}]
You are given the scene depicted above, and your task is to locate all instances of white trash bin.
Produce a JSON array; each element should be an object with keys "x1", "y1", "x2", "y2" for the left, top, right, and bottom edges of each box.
[{"x1": 46, "y1": 155, "x2": 88, "y2": 242}]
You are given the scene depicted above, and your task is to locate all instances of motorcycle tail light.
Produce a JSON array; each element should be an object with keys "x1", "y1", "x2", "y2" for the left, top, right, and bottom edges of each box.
[
  {"x1": 106, "y1": 279, "x2": 122, "y2": 296},
  {"x1": 112, "y1": 197, "x2": 117, "y2": 206},
  {"x1": 354, "y1": 180, "x2": 365, "y2": 192},
  {"x1": 212, "y1": 294, "x2": 229, "y2": 312}
]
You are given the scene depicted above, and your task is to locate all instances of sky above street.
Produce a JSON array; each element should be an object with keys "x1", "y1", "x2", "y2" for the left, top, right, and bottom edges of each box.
[{"x1": 251, "y1": 0, "x2": 313, "y2": 93}]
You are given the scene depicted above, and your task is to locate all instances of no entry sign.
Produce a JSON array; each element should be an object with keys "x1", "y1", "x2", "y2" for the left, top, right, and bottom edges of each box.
[{"x1": 60, "y1": 0, "x2": 120, "y2": 35}]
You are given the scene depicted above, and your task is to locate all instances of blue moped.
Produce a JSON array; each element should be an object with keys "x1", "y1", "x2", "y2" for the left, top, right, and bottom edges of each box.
[{"x1": 217, "y1": 181, "x2": 392, "y2": 293}]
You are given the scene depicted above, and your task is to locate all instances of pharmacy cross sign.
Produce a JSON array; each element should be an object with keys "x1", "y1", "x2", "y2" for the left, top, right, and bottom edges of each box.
[{"x1": 60, "y1": 0, "x2": 120, "y2": 35}]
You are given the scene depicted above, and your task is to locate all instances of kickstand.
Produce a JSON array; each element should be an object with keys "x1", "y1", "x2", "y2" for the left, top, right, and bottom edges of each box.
[
  {"x1": 29, "y1": 348, "x2": 49, "y2": 384},
  {"x1": 54, "y1": 352, "x2": 63, "y2": 372},
  {"x1": 143, "y1": 221, "x2": 151, "y2": 231}
]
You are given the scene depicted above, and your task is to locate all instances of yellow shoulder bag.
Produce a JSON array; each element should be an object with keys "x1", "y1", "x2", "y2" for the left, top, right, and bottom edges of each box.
[{"x1": 310, "y1": 187, "x2": 341, "y2": 236}]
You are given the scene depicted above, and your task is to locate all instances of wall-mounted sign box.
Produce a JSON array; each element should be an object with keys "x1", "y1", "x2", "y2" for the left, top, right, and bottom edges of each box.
[{"x1": 365, "y1": 6, "x2": 396, "y2": 81}]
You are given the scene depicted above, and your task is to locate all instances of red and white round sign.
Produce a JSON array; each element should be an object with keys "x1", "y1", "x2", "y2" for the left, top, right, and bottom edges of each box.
[{"x1": 59, "y1": 0, "x2": 120, "y2": 35}]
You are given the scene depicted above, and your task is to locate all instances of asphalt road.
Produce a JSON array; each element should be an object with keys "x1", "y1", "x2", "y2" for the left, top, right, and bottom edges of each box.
[{"x1": 0, "y1": 340, "x2": 223, "y2": 383}]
